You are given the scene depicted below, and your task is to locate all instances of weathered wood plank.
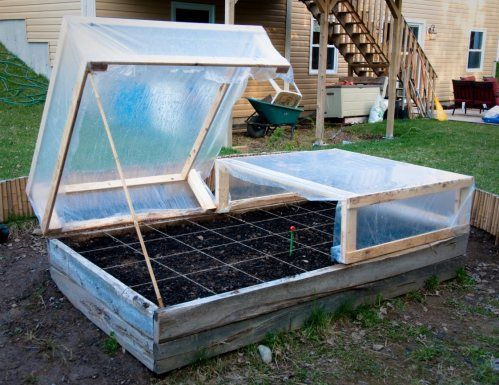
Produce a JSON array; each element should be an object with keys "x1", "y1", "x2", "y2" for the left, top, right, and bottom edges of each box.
[
  {"x1": 215, "y1": 163, "x2": 230, "y2": 213},
  {"x1": 59, "y1": 173, "x2": 184, "y2": 194},
  {"x1": 48, "y1": 239, "x2": 156, "y2": 335},
  {"x1": 155, "y1": 234, "x2": 468, "y2": 342},
  {"x1": 50, "y1": 267, "x2": 155, "y2": 370},
  {"x1": 346, "y1": 177, "x2": 473, "y2": 209},
  {"x1": 343, "y1": 224, "x2": 469, "y2": 264},
  {"x1": 154, "y1": 254, "x2": 465, "y2": 373},
  {"x1": 229, "y1": 193, "x2": 304, "y2": 211}
]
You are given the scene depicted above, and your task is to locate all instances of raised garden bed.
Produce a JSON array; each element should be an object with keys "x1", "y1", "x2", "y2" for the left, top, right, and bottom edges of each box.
[
  {"x1": 50, "y1": 199, "x2": 468, "y2": 373},
  {"x1": 61, "y1": 201, "x2": 336, "y2": 306}
]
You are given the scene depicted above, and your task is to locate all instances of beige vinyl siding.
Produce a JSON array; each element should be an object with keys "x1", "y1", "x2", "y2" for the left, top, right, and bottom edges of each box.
[
  {"x1": 402, "y1": 0, "x2": 499, "y2": 102},
  {"x1": 0, "y1": 0, "x2": 81, "y2": 64}
]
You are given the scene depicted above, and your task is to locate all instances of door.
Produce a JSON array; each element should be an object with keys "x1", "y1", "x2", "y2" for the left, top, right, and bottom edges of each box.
[{"x1": 407, "y1": 21, "x2": 425, "y2": 93}]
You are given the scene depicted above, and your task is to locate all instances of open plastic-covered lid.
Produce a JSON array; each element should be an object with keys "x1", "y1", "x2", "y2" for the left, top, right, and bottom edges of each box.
[{"x1": 27, "y1": 16, "x2": 290, "y2": 234}]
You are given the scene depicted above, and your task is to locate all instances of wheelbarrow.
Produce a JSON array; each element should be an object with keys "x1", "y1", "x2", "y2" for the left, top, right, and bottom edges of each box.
[{"x1": 245, "y1": 79, "x2": 303, "y2": 138}]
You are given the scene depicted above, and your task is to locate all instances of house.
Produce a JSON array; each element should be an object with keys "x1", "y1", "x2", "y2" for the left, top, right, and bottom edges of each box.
[{"x1": 0, "y1": 0, "x2": 498, "y2": 122}]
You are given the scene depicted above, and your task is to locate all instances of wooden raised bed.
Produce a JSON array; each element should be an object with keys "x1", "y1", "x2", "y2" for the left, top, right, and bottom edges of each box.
[{"x1": 48, "y1": 204, "x2": 469, "y2": 373}]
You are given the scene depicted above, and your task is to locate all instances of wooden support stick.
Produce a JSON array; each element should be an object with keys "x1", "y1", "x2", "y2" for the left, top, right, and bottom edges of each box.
[{"x1": 88, "y1": 73, "x2": 164, "y2": 308}]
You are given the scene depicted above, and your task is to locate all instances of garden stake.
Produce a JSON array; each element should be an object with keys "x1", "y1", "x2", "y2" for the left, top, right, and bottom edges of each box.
[
  {"x1": 289, "y1": 225, "x2": 296, "y2": 256},
  {"x1": 89, "y1": 72, "x2": 164, "y2": 308}
]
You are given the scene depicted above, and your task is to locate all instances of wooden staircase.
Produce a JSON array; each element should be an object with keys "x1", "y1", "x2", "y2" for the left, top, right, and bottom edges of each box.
[{"x1": 300, "y1": 0, "x2": 437, "y2": 118}]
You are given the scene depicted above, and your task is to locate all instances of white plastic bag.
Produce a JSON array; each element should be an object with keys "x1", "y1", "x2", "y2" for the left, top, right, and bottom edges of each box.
[{"x1": 368, "y1": 95, "x2": 388, "y2": 123}]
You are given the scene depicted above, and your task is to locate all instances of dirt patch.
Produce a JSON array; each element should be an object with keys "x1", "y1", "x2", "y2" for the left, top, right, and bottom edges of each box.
[
  {"x1": 232, "y1": 123, "x2": 384, "y2": 153},
  {"x1": 0, "y1": 223, "x2": 497, "y2": 385}
]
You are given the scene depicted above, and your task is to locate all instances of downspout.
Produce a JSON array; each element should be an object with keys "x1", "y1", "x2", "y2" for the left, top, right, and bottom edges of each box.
[{"x1": 284, "y1": 0, "x2": 292, "y2": 91}]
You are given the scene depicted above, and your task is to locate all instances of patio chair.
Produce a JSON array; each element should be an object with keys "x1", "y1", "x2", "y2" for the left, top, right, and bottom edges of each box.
[
  {"x1": 473, "y1": 81, "x2": 497, "y2": 112},
  {"x1": 483, "y1": 77, "x2": 499, "y2": 105},
  {"x1": 452, "y1": 80, "x2": 474, "y2": 115}
]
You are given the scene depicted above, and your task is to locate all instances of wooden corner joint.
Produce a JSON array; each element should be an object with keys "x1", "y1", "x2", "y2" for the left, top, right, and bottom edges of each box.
[{"x1": 187, "y1": 169, "x2": 216, "y2": 211}]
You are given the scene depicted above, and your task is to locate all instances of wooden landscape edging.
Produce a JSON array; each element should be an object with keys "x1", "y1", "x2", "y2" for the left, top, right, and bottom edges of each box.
[
  {"x1": 0, "y1": 176, "x2": 33, "y2": 222},
  {"x1": 471, "y1": 189, "x2": 499, "y2": 244}
]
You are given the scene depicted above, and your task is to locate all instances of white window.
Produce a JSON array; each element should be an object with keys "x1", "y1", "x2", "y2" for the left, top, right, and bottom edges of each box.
[
  {"x1": 171, "y1": 2, "x2": 215, "y2": 23},
  {"x1": 309, "y1": 17, "x2": 338, "y2": 75},
  {"x1": 467, "y1": 29, "x2": 486, "y2": 71}
]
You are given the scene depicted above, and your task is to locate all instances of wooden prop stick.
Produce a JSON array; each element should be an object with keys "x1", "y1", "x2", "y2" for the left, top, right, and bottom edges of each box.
[{"x1": 88, "y1": 73, "x2": 164, "y2": 308}]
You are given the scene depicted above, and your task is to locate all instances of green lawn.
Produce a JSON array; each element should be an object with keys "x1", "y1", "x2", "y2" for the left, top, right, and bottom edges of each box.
[
  {"x1": 0, "y1": 43, "x2": 47, "y2": 180},
  {"x1": 326, "y1": 119, "x2": 498, "y2": 194},
  {"x1": 0, "y1": 104, "x2": 43, "y2": 179}
]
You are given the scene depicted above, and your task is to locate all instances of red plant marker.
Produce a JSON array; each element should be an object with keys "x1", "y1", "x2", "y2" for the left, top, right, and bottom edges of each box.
[{"x1": 289, "y1": 226, "x2": 296, "y2": 256}]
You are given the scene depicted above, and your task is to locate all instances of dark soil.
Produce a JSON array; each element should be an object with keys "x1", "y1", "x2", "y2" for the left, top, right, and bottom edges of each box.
[
  {"x1": 0, "y1": 223, "x2": 497, "y2": 384},
  {"x1": 54, "y1": 202, "x2": 338, "y2": 306}
]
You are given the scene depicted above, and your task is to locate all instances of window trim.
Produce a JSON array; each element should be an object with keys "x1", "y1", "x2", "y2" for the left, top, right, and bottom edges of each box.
[
  {"x1": 466, "y1": 28, "x2": 486, "y2": 72},
  {"x1": 171, "y1": 1, "x2": 216, "y2": 23},
  {"x1": 309, "y1": 16, "x2": 338, "y2": 75}
]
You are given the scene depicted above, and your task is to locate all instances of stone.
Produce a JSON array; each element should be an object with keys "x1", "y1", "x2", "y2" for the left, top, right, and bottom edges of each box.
[
  {"x1": 257, "y1": 345, "x2": 272, "y2": 364},
  {"x1": 372, "y1": 344, "x2": 384, "y2": 351}
]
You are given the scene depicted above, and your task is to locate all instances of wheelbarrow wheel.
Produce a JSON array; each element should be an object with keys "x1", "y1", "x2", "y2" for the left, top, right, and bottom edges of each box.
[{"x1": 246, "y1": 115, "x2": 267, "y2": 138}]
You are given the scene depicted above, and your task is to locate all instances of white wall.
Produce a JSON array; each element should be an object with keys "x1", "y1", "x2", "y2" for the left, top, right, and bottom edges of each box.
[{"x1": 0, "y1": 19, "x2": 51, "y2": 78}]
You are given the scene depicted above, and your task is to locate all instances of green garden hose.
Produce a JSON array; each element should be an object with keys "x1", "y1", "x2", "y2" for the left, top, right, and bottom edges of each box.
[{"x1": 0, "y1": 47, "x2": 48, "y2": 106}]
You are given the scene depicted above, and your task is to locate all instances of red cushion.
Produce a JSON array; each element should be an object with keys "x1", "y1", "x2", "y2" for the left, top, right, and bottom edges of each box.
[{"x1": 460, "y1": 75, "x2": 476, "y2": 81}]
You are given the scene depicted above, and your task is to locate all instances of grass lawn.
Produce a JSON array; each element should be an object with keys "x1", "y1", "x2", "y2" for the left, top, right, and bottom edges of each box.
[
  {"x1": 234, "y1": 119, "x2": 499, "y2": 194},
  {"x1": 0, "y1": 43, "x2": 47, "y2": 180},
  {"x1": 0, "y1": 104, "x2": 43, "y2": 179},
  {"x1": 330, "y1": 119, "x2": 498, "y2": 193}
]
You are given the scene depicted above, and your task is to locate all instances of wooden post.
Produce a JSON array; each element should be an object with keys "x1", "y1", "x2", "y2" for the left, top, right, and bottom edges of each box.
[
  {"x1": 215, "y1": 163, "x2": 230, "y2": 212},
  {"x1": 314, "y1": 0, "x2": 334, "y2": 145},
  {"x1": 385, "y1": 0, "x2": 402, "y2": 139},
  {"x1": 224, "y1": 0, "x2": 235, "y2": 148},
  {"x1": 340, "y1": 204, "x2": 357, "y2": 263},
  {"x1": 88, "y1": 73, "x2": 164, "y2": 308}
]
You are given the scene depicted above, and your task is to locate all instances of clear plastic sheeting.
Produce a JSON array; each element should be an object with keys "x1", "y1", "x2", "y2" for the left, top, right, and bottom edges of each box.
[
  {"x1": 27, "y1": 17, "x2": 290, "y2": 232},
  {"x1": 218, "y1": 149, "x2": 474, "y2": 263}
]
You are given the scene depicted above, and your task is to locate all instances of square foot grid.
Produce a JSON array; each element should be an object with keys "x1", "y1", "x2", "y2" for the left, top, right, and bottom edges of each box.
[{"x1": 62, "y1": 201, "x2": 337, "y2": 306}]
